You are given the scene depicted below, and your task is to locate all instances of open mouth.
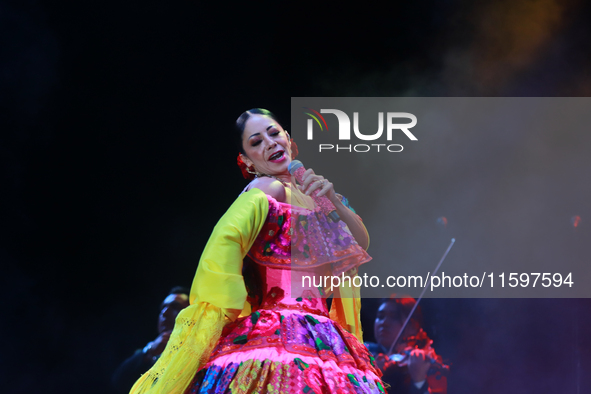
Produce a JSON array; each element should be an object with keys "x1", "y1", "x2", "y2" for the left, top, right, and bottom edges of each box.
[{"x1": 269, "y1": 150, "x2": 285, "y2": 161}]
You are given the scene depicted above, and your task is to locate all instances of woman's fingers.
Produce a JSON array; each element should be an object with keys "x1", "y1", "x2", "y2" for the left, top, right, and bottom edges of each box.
[
  {"x1": 299, "y1": 168, "x2": 322, "y2": 193},
  {"x1": 316, "y1": 179, "x2": 333, "y2": 197},
  {"x1": 300, "y1": 168, "x2": 316, "y2": 189},
  {"x1": 304, "y1": 178, "x2": 325, "y2": 195},
  {"x1": 302, "y1": 168, "x2": 315, "y2": 179},
  {"x1": 298, "y1": 169, "x2": 335, "y2": 198}
]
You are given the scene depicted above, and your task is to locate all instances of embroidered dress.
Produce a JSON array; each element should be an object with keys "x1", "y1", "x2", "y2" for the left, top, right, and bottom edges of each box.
[{"x1": 130, "y1": 188, "x2": 383, "y2": 394}]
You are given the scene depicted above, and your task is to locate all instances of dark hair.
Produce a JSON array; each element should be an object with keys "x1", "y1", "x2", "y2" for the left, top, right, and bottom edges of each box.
[
  {"x1": 169, "y1": 286, "x2": 190, "y2": 298},
  {"x1": 378, "y1": 296, "x2": 423, "y2": 327},
  {"x1": 236, "y1": 108, "x2": 279, "y2": 153}
]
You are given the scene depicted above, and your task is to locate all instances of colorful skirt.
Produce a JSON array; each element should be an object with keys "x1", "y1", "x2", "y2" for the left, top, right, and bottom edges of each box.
[{"x1": 185, "y1": 300, "x2": 384, "y2": 394}]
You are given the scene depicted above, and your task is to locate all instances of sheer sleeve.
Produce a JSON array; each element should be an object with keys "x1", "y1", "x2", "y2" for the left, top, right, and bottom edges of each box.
[
  {"x1": 337, "y1": 193, "x2": 370, "y2": 251},
  {"x1": 130, "y1": 189, "x2": 269, "y2": 394}
]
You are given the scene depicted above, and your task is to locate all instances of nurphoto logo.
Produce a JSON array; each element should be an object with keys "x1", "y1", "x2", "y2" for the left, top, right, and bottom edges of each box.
[{"x1": 303, "y1": 108, "x2": 418, "y2": 153}]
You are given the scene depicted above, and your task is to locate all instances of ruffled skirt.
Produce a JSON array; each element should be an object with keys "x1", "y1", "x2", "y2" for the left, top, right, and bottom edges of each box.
[{"x1": 185, "y1": 306, "x2": 384, "y2": 394}]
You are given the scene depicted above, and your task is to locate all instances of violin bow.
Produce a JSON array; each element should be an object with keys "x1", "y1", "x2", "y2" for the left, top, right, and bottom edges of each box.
[{"x1": 387, "y1": 238, "x2": 456, "y2": 356}]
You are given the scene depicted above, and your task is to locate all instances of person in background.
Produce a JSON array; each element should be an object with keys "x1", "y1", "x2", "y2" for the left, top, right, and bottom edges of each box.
[
  {"x1": 112, "y1": 286, "x2": 190, "y2": 394},
  {"x1": 365, "y1": 297, "x2": 448, "y2": 394}
]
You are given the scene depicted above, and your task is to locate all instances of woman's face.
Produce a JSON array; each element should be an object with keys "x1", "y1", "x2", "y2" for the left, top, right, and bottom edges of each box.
[{"x1": 241, "y1": 114, "x2": 291, "y2": 176}]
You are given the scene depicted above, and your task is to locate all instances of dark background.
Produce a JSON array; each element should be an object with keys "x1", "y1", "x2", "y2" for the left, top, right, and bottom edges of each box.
[{"x1": 2, "y1": 1, "x2": 591, "y2": 393}]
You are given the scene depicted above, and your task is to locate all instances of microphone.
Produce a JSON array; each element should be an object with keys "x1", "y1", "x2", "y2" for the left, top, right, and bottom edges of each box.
[{"x1": 288, "y1": 160, "x2": 341, "y2": 222}]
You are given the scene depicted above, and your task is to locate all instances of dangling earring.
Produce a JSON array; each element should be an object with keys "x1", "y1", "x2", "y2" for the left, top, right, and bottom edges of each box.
[{"x1": 237, "y1": 154, "x2": 257, "y2": 180}]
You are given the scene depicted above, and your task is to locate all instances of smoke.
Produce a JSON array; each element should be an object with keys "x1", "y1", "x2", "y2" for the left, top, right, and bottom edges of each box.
[
  {"x1": 305, "y1": 0, "x2": 584, "y2": 97},
  {"x1": 446, "y1": 0, "x2": 568, "y2": 94}
]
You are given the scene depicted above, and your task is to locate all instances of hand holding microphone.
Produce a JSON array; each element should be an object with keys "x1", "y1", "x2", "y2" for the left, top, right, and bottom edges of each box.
[{"x1": 288, "y1": 160, "x2": 341, "y2": 222}]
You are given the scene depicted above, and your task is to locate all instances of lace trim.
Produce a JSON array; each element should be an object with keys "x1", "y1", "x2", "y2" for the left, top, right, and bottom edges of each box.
[{"x1": 130, "y1": 303, "x2": 226, "y2": 394}]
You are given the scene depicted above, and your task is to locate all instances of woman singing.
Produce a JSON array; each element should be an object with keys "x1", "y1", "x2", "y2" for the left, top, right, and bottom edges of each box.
[{"x1": 131, "y1": 108, "x2": 384, "y2": 393}]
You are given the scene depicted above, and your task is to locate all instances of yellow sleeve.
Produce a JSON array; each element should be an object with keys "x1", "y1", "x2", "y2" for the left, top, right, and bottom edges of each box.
[
  {"x1": 329, "y1": 268, "x2": 364, "y2": 343},
  {"x1": 190, "y1": 188, "x2": 269, "y2": 320},
  {"x1": 130, "y1": 189, "x2": 269, "y2": 394}
]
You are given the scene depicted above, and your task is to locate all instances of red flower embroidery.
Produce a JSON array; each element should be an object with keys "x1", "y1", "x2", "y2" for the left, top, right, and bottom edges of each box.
[
  {"x1": 261, "y1": 222, "x2": 280, "y2": 241},
  {"x1": 303, "y1": 364, "x2": 329, "y2": 394}
]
